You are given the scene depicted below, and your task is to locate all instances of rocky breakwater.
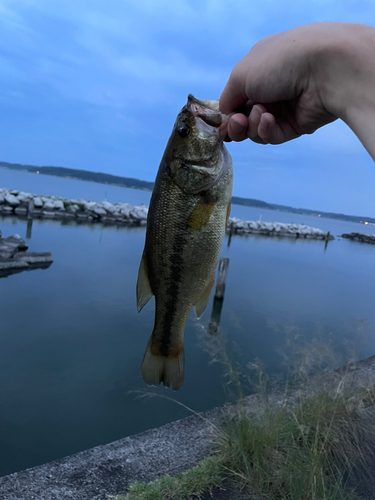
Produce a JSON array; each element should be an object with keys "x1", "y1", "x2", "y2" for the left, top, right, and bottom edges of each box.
[
  {"x1": 0, "y1": 188, "x2": 148, "y2": 224},
  {"x1": 228, "y1": 217, "x2": 333, "y2": 240},
  {"x1": 0, "y1": 231, "x2": 53, "y2": 277},
  {"x1": 342, "y1": 232, "x2": 375, "y2": 244}
]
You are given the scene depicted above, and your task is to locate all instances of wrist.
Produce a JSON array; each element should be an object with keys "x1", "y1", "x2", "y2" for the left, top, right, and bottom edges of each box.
[
  {"x1": 312, "y1": 24, "x2": 375, "y2": 120},
  {"x1": 311, "y1": 23, "x2": 375, "y2": 159}
]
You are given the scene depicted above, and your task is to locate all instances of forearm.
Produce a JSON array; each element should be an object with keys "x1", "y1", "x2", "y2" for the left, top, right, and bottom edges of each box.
[{"x1": 315, "y1": 23, "x2": 375, "y2": 160}]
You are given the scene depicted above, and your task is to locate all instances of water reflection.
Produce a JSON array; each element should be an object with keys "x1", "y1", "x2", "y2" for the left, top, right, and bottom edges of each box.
[
  {"x1": 26, "y1": 219, "x2": 33, "y2": 239},
  {"x1": 209, "y1": 258, "x2": 230, "y2": 336},
  {"x1": 1, "y1": 209, "x2": 375, "y2": 477}
]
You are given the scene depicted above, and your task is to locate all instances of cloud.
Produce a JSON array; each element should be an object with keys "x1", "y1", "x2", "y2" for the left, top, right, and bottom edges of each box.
[{"x1": 0, "y1": 0, "x2": 374, "y2": 214}]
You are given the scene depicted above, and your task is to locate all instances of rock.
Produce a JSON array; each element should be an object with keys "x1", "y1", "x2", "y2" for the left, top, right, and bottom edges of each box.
[
  {"x1": 14, "y1": 252, "x2": 53, "y2": 264},
  {"x1": 14, "y1": 207, "x2": 28, "y2": 215},
  {"x1": 0, "y1": 258, "x2": 29, "y2": 270},
  {"x1": 342, "y1": 233, "x2": 375, "y2": 244},
  {"x1": 0, "y1": 205, "x2": 14, "y2": 213},
  {"x1": 227, "y1": 218, "x2": 333, "y2": 240},
  {"x1": 33, "y1": 197, "x2": 44, "y2": 208},
  {"x1": 120, "y1": 206, "x2": 132, "y2": 218},
  {"x1": 0, "y1": 242, "x2": 18, "y2": 258},
  {"x1": 101, "y1": 216, "x2": 117, "y2": 223},
  {"x1": 43, "y1": 201, "x2": 57, "y2": 210},
  {"x1": 101, "y1": 202, "x2": 116, "y2": 214},
  {"x1": 42, "y1": 211, "x2": 56, "y2": 218},
  {"x1": 0, "y1": 194, "x2": 5, "y2": 204},
  {"x1": 52, "y1": 200, "x2": 65, "y2": 210},
  {"x1": 3, "y1": 236, "x2": 28, "y2": 250},
  {"x1": 130, "y1": 206, "x2": 148, "y2": 220},
  {"x1": 85, "y1": 201, "x2": 97, "y2": 210},
  {"x1": 4, "y1": 193, "x2": 20, "y2": 206},
  {"x1": 66, "y1": 204, "x2": 80, "y2": 213},
  {"x1": 92, "y1": 206, "x2": 107, "y2": 216},
  {"x1": 30, "y1": 209, "x2": 42, "y2": 217}
]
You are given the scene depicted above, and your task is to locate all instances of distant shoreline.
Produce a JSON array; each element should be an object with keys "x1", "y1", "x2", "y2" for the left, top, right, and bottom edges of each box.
[{"x1": 1, "y1": 161, "x2": 374, "y2": 225}]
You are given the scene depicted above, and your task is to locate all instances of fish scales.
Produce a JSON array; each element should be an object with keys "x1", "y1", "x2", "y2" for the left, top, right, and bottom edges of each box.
[{"x1": 137, "y1": 95, "x2": 233, "y2": 390}]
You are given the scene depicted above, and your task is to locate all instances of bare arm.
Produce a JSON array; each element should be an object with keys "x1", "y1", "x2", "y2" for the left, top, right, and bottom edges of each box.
[{"x1": 219, "y1": 23, "x2": 375, "y2": 160}]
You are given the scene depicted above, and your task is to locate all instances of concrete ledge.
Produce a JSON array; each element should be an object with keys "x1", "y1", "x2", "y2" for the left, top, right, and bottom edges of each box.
[
  {"x1": 1, "y1": 356, "x2": 375, "y2": 500},
  {"x1": 0, "y1": 409, "x2": 223, "y2": 500}
]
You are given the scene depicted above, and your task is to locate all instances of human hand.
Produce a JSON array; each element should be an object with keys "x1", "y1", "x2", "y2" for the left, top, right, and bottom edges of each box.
[{"x1": 219, "y1": 23, "x2": 375, "y2": 150}]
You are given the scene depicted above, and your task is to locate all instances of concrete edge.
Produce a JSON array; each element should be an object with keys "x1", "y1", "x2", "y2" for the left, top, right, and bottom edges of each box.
[{"x1": 1, "y1": 355, "x2": 375, "y2": 500}]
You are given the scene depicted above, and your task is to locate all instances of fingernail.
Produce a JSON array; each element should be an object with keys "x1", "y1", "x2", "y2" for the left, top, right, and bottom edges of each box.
[
  {"x1": 230, "y1": 117, "x2": 246, "y2": 135},
  {"x1": 259, "y1": 117, "x2": 270, "y2": 134},
  {"x1": 250, "y1": 105, "x2": 262, "y2": 125}
]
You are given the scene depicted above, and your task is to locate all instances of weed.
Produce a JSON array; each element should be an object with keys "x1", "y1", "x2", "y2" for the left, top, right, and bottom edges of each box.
[
  {"x1": 114, "y1": 330, "x2": 375, "y2": 500},
  {"x1": 110, "y1": 456, "x2": 223, "y2": 500}
]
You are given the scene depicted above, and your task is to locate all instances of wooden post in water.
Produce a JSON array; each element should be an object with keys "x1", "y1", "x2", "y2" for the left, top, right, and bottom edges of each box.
[
  {"x1": 27, "y1": 199, "x2": 34, "y2": 219},
  {"x1": 26, "y1": 219, "x2": 33, "y2": 239},
  {"x1": 214, "y1": 258, "x2": 229, "y2": 300},
  {"x1": 324, "y1": 231, "x2": 331, "y2": 251},
  {"x1": 209, "y1": 258, "x2": 229, "y2": 335},
  {"x1": 26, "y1": 199, "x2": 34, "y2": 239},
  {"x1": 227, "y1": 221, "x2": 234, "y2": 248}
]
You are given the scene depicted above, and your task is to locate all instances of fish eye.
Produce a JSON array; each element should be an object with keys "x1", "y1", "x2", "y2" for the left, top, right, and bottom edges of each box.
[{"x1": 177, "y1": 123, "x2": 190, "y2": 138}]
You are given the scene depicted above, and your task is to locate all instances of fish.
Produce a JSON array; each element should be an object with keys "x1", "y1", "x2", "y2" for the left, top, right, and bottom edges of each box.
[{"x1": 136, "y1": 94, "x2": 233, "y2": 390}]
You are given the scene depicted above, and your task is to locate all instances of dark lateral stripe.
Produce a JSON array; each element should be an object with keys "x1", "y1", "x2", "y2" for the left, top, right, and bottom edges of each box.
[{"x1": 159, "y1": 230, "x2": 187, "y2": 356}]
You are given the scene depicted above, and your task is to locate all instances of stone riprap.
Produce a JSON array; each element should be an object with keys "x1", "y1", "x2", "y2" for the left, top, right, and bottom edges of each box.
[
  {"x1": 342, "y1": 232, "x2": 375, "y2": 244},
  {"x1": 0, "y1": 188, "x2": 332, "y2": 240},
  {"x1": 0, "y1": 231, "x2": 53, "y2": 277},
  {"x1": 228, "y1": 217, "x2": 333, "y2": 240},
  {"x1": 0, "y1": 188, "x2": 148, "y2": 225}
]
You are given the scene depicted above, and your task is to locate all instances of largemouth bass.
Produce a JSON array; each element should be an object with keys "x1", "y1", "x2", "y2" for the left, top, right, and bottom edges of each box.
[{"x1": 136, "y1": 95, "x2": 233, "y2": 390}]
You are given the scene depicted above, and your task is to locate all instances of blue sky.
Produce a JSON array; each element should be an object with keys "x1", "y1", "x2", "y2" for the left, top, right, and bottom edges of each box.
[{"x1": 0, "y1": 0, "x2": 374, "y2": 216}]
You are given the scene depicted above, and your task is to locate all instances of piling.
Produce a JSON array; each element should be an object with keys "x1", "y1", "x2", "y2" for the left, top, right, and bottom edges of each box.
[
  {"x1": 214, "y1": 258, "x2": 229, "y2": 300},
  {"x1": 209, "y1": 258, "x2": 229, "y2": 335}
]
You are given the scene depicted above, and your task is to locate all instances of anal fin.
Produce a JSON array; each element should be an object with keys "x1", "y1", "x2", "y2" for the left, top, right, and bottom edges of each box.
[
  {"x1": 136, "y1": 252, "x2": 153, "y2": 312},
  {"x1": 194, "y1": 276, "x2": 215, "y2": 319}
]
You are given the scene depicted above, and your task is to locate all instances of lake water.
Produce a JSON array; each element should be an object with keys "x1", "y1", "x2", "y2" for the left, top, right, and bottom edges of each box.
[{"x1": 1, "y1": 167, "x2": 375, "y2": 477}]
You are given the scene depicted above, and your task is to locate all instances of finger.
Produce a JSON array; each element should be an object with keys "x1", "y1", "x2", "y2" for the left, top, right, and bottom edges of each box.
[
  {"x1": 257, "y1": 113, "x2": 301, "y2": 144},
  {"x1": 227, "y1": 114, "x2": 249, "y2": 142},
  {"x1": 219, "y1": 67, "x2": 248, "y2": 114},
  {"x1": 247, "y1": 104, "x2": 267, "y2": 141}
]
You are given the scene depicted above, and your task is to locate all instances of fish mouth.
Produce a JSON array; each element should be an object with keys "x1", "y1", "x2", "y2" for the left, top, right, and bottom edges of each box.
[{"x1": 187, "y1": 94, "x2": 222, "y2": 128}]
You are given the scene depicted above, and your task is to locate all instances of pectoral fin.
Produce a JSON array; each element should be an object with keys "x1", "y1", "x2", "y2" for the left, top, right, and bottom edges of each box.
[
  {"x1": 194, "y1": 276, "x2": 215, "y2": 319},
  {"x1": 188, "y1": 197, "x2": 217, "y2": 230},
  {"x1": 136, "y1": 253, "x2": 153, "y2": 312}
]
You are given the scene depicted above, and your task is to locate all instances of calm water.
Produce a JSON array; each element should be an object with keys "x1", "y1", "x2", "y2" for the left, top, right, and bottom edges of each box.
[{"x1": 1, "y1": 168, "x2": 375, "y2": 477}]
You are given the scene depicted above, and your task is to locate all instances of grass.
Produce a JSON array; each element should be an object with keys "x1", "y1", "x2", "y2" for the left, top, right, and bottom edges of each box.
[
  {"x1": 217, "y1": 385, "x2": 375, "y2": 499},
  {"x1": 112, "y1": 329, "x2": 375, "y2": 500},
  {"x1": 113, "y1": 381, "x2": 375, "y2": 500},
  {"x1": 111, "y1": 456, "x2": 223, "y2": 500}
]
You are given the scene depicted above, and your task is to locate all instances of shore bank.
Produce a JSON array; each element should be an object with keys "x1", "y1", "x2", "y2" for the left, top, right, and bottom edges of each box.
[
  {"x1": 0, "y1": 188, "x2": 333, "y2": 240},
  {"x1": 1, "y1": 355, "x2": 375, "y2": 500}
]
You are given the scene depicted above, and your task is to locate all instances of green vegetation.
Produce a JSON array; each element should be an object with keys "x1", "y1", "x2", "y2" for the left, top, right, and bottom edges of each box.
[
  {"x1": 112, "y1": 457, "x2": 222, "y2": 500},
  {"x1": 1, "y1": 160, "x2": 374, "y2": 223},
  {"x1": 114, "y1": 382, "x2": 375, "y2": 500}
]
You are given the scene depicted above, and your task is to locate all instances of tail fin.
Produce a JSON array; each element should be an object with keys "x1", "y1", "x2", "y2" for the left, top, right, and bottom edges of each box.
[{"x1": 140, "y1": 338, "x2": 184, "y2": 391}]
